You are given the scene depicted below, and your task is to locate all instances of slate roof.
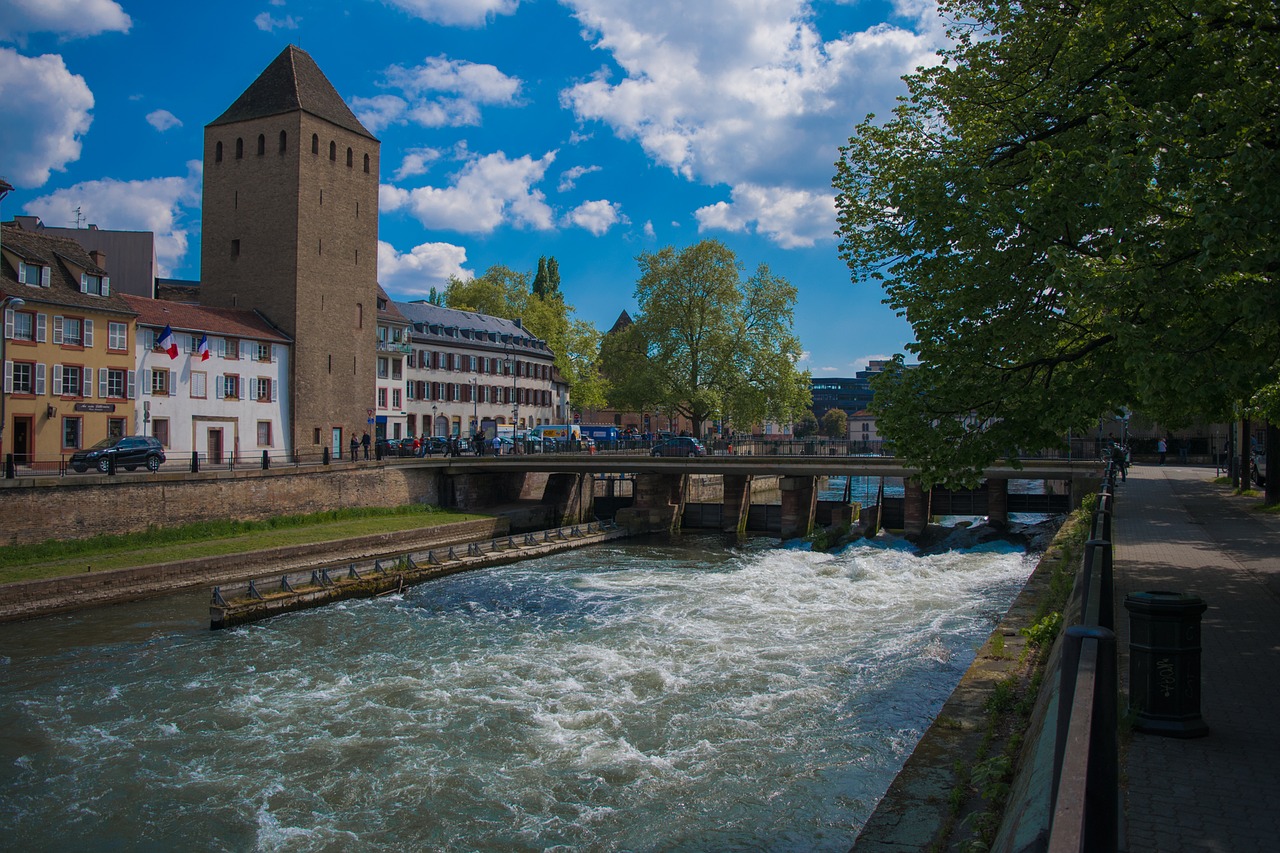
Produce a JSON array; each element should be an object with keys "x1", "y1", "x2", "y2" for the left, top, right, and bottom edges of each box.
[
  {"x1": 376, "y1": 285, "x2": 409, "y2": 326},
  {"x1": 1, "y1": 223, "x2": 136, "y2": 317},
  {"x1": 208, "y1": 45, "x2": 376, "y2": 141},
  {"x1": 394, "y1": 300, "x2": 553, "y2": 357},
  {"x1": 120, "y1": 294, "x2": 291, "y2": 343}
]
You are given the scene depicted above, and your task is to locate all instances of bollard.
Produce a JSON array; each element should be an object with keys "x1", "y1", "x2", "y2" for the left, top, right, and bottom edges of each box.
[
  {"x1": 262, "y1": 450, "x2": 270, "y2": 470},
  {"x1": 191, "y1": 451, "x2": 200, "y2": 473},
  {"x1": 1124, "y1": 591, "x2": 1209, "y2": 737},
  {"x1": 3, "y1": 452, "x2": 14, "y2": 479},
  {"x1": 323, "y1": 446, "x2": 330, "y2": 465}
]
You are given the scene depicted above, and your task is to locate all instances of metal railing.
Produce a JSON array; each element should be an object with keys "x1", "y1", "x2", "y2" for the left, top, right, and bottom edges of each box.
[{"x1": 1047, "y1": 461, "x2": 1119, "y2": 852}]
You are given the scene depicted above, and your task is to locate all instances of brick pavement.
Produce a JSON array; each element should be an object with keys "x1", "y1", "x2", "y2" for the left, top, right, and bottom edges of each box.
[{"x1": 1112, "y1": 464, "x2": 1280, "y2": 852}]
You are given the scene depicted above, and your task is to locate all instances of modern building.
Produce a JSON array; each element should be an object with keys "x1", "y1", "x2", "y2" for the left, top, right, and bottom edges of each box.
[
  {"x1": 121, "y1": 295, "x2": 291, "y2": 461},
  {"x1": 7, "y1": 215, "x2": 159, "y2": 298},
  {"x1": 395, "y1": 301, "x2": 561, "y2": 439},
  {"x1": 810, "y1": 360, "x2": 893, "y2": 421},
  {"x1": 198, "y1": 45, "x2": 379, "y2": 461},
  {"x1": 1, "y1": 223, "x2": 139, "y2": 465}
]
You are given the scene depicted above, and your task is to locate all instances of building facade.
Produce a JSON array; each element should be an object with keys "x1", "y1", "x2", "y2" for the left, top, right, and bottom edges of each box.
[
  {"x1": 2, "y1": 224, "x2": 139, "y2": 466},
  {"x1": 199, "y1": 45, "x2": 379, "y2": 460},
  {"x1": 374, "y1": 288, "x2": 411, "y2": 441},
  {"x1": 9, "y1": 216, "x2": 159, "y2": 298},
  {"x1": 395, "y1": 302, "x2": 561, "y2": 439},
  {"x1": 122, "y1": 295, "x2": 291, "y2": 461}
]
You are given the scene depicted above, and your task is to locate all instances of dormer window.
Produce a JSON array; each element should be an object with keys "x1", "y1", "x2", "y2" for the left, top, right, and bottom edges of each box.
[
  {"x1": 18, "y1": 262, "x2": 50, "y2": 288},
  {"x1": 81, "y1": 273, "x2": 110, "y2": 296}
]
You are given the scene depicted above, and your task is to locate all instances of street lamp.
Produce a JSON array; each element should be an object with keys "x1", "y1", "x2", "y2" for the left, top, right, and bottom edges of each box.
[
  {"x1": 505, "y1": 344, "x2": 519, "y2": 453},
  {"x1": 431, "y1": 404, "x2": 437, "y2": 437},
  {"x1": 1, "y1": 294, "x2": 26, "y2": 473},
  {"x1": 470, "y1": 377, "x2": 478, "y2": 438}
]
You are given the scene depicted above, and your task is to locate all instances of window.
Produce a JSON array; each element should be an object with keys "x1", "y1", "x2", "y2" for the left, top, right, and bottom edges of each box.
[
  {"x1": 108, "y1": 418, "x2": 126, "y2": 440},
  {"x1": 60, "y1": 317, "x2": 84, "y2": 347},
  {"x1": 231, "y1": 239, "x2": 241, "y2": 258},
  {"x1": 220, "y1": 374, "x2": 240, "y2": 400},
  {"x1": 152, "y1": 418, "x2": 170, "y2": 447},
  {"x1": 363, "y1": 153, "x2": 370, "y2": 173},
  {"x1": 56, "y1": 365, "x2": 84, "y2": 397},
  {"x1": 257, "y1": 134, "x2": 266, "y2": 155},
  {"x1": 236, "y1": 138, "x2": 244, "y2": 159},
  {"x1": 255, "y1": 342, "x2": 271, "y2": 362},
  {"x1": 10, "y1": 311, "x2": 35, "y2": 342},
  {"x1": 191, "y1": 371, "x2": 207, "y2": 399},
  {"x1": 82, "y1": 274, "x2": 109, "y2": 296},
  {"x1": 216, "y1": 141, "x2": 223, "y2": 162},
  {"x1": 254, "y1": 377, "x2": 273, "y2": 402},
  {"x1": 312, "y1": 134, "x2": 319, "y2": 154},
  {"x1": 150, "y1": 368, "x2": 169, "y2": 396},
  {"x1": 62, "y1": 417, "x2": 82, "y2": 451},
  {"x1": 257, "y1": 421, "x2": 273, "y2": 446},
  {"x1": 377, "y1": 357, "x2": 389, "y2": 379},
  {"x1": 346, "y1": 147, "x2": 353, "y2": 167},
  {"x1": 392, "y1": 388, "x2": 402, "y2": 408},
  {"x1": 18, "y1": 262, "x2": 49, "y2": 287},
  {"x1": 224, "y1": 338, "x2": 239, "y2": 359},
  {"x1": 8, "y1": 361, "x2": 34, "y2": 394},
  {"x1": 108, "y1": 322, "x2": 127, "y2": 351},
  {"x1": 100, "y1": 368, "x2": 131, "y2": 399},
  {"x1": 391, "y1": 359, "x2": 402, "y2": 381},
  {"x1": 377, "y1": 387, "x2": 388, "y2": 408},
  {"x1": 329, "y1": 140, "x2": 336, "y2": 160},
  {"x1": 279, "y1": 130, "x2": 287, "y2": 153}
]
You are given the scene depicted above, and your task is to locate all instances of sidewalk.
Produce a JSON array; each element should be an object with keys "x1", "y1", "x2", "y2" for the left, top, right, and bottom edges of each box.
[{"x1": 1112, "y1": 464, "x2": 1280, "y2": 852}]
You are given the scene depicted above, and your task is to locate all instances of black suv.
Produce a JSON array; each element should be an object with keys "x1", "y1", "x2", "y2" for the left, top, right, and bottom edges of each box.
[{"x1": 70, "y1": 435, "x2": 166, "y2": 473}]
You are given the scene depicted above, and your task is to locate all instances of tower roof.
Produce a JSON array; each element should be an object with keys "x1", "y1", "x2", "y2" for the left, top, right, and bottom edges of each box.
[{"x1": 208, "y1": 45, "x2": 376, "y2": 141}]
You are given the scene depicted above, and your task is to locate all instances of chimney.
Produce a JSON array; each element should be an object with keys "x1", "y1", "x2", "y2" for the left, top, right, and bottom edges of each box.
[{"x1": 89, "y1": 250, "x2": 107, "y2": 269}]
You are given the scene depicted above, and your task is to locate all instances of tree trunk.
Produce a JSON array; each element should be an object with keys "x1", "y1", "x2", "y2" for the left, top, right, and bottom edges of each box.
[
  {"x1": 1238, "y1": 418, "x2": 1251, "y2": 491},
  {"x1": 1266, "y1": 422, "x2": 1278, "y2": 506}
]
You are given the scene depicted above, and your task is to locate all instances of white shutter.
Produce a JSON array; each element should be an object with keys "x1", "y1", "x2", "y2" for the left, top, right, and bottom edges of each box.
[
  {"x1": 53, "y1": 365, "x2": 63, "y2": 396},
  {"x1": 53, "y1": 316, "x2": 64, "y2": 345},
  {"x1": 40, "y1": 266, "x2": 51, "y2": 287},
  {"x1": 36, "y1": 314, "x2": 46, "y2": 343},
  {"x1": 99, "y1": 370, "x2": 108, "y2": 398},
  {"x1": 216, "y1": 339, "x2": 226, "y2": 358},
  {"x1": 241, "y1": 340, "x2": 250, "y2": 360},
  {"x1": 102, "y1": 276, "x2": 110, "y2": 296},
  {"x1": 17, "y1": 265, "x2": 27, "y2": 285},
  {"x1": 3, "y1": 309, "x2": 11, "y2": 340},
  {"x1": 84, "y1": 319, "x2": 94, "y2": 348},
  {"x1": 271, "y1": 379, "x2": 278, "y2": 402},
  {"x1": 3, "y1": 361, "x2": 10, "y2": 393},
  {"x1": 83, "y1": 368, "x2": 92, "y2": 397},
  {"x1": 80, "y1": 273, "x2": 89, "y2": 294},
  {"x1": 271, "y1": 345, "x2": 278, "y2": 363},
  {"x1": 216, "y1": 375, "x2": 225, "y2": 398},
  {"x1": 127, "y1": 370, "x2": 135, "y2": 399},
  {"x1": 143, "y1": 369, "x2": 152, "y2": 395},
  {"x1": 35, "y1": 363, "x2": 46, "y2": 395}
]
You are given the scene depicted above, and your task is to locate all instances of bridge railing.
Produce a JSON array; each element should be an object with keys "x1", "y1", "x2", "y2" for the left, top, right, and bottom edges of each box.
[{"x1": 1046, "y1": 460, "x2": 1119, "y2": 852}]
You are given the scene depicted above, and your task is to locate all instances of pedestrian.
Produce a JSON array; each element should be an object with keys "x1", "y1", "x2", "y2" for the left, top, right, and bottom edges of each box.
[
  {"x1": 361, "y1": 431, "x2": 371, "y2": 460},
  {"x1": 1110, "y1": 441, "x2": 1128, "y2": 481},
  {"x1": 418, "y1": 433, "x2": 429, "y2": 457},
  {"x1": 412, "y1": 435, "x2": 421, "y2": 457},
  {"x1": 492, "y1": 435, "x2": 502, "y2": 456},
  {"x1": 349, "y1": 435, "x2": 358, "y2": 462},
  {"x1": 1179, "y1": 440, "x2": 1189, "y2": 464},
  {"x1": 1157, "y1": 436, "x2": 1167, "y2": 465}
]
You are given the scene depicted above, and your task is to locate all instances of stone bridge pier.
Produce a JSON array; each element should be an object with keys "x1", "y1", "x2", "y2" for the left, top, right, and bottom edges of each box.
[
  {"x1": 779, "y1": 475, "x2": 818, "y2": 541},
  {"x1": 615, "y1": 472, "x2": 688, "y2": 533},
  {"x1": 722, "y1": 474, "x2": 754, "y2": 542}
]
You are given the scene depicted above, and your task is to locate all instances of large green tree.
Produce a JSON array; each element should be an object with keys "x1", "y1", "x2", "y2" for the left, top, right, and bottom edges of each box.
[
  {"x1": 834, "y1": 0, "x2": 1280, "y2": 486},
  {"x1": 444, "y1": 263, "x2": 607, "y2": 412},
  {"x1": 601, "y1": 240, "x2": 810, "y2": 437}
]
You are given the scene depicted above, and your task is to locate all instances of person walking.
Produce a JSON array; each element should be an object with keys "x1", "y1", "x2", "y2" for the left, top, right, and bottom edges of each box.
[
  {"x1": 349, "y1": 435, "x2": 358, "y2": 462},
  {"x1": 361, "y1": 431, "x2": 371, "y2": 460},
  {"x1": 1157, "y1": 436, "x2": 1167, "y2": 465}
]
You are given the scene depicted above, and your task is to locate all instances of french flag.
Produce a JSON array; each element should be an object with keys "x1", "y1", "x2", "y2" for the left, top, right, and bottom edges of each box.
[
  {"x1": 158, "y1": 324, "x2": 179, "y2": 360},
  {"x1": 196, "y1": 333, "x2": 211, "y2": 362}
]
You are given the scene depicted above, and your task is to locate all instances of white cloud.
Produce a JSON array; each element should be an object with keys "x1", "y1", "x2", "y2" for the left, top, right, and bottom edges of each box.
[
  {"x1": 145, "y1": 109, "x2": 182, "y2": 132},
  {"x1": 355, "y1": 56, "x2": 521, "y2": 132},
  {"x1": 557, "y1": 164, "x2": 600, "y2": 192},
  {"x1": 381, "y1": 150, "x2": 556, "y2": 233},
  {"x1": 694, "y1": 182, "x2": 836, "y2": 248},
  {"x1": 0, "y1": 48, "x2": 93, "y2": 188},
  {"x1": 564, "y1": 199, "x2": 626, "y2": 236},
  {"x1": 0, "y1": 0, "x2": 130, "y2": 42},
  {"x1": 254, "y1": 12, "x2": 300, "y2": 32},
  {"x1": 394, "y1": 146, "x2": 444, "y2": 180},
  {"x1": 378, "y1": 239, "x2": 473, "y2": 295},
  {"x1": 381, "y1": 0, "x2": 520, "y2": 28},
  {"x1": 559, "y1": 0, "x2": 946, "y2": 247},
  {"x1": 643, "y1": 220, "x2": 655, "y2": 238},
  {"x1": 21, "y1": 161, "x2": 203, "y2": 276}
]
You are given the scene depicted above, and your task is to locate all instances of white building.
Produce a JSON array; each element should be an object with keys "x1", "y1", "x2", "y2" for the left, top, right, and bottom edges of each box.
[
  {"x1": 122, "y1": 295, "x2": 292, "y2": 462},
  {"x1": 374, "y1": 287, "x2": 411, "y2": 441},
  {"x1": 395, "y1": 301, "x2": 562, "y2": 440}
]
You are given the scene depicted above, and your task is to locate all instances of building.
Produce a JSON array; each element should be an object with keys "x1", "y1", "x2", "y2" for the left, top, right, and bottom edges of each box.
[
  {"x1": 1, "y1": 223, "x2": 139, "y2": 465},
  {"x1": 810, "y1": 360, "x2": 893, "y2": 421},
  {"x1": 121, "y1": 295, "x2": 291, "y2": 461},
  {"x1": 198, "y1": 45, "x2": 379, "y2": 460},
  {"x1": 374, "y1": 287, "x2": 411, "y2": 441},
  {"x1": 395, "y1": 301, "x2": 561, "y2": 439},
  {"x1": 7, "y1": 216, "x2": 160, "y2": 298}
]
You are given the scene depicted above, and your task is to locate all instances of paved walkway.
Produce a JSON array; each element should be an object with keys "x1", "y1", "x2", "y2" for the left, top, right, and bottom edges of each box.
[{"x1": 1113, "y1": 464, "x2": 1280, "y2": 852}]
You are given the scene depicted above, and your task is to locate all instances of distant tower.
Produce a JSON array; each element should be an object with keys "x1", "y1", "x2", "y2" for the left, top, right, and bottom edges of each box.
[{"x1": 201, "y1": 45, "x2": 379, "y2": 455}]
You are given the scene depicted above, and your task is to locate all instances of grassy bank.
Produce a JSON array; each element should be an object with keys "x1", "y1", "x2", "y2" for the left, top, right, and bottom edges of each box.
[{"x1": 0, "y1": 505, "x2": 482, "y2": 585}]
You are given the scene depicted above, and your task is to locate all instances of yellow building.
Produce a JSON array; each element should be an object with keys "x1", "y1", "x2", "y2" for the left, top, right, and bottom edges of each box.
[{"x1": 2, "y1": 222, "x2": 139, "y2": 471}]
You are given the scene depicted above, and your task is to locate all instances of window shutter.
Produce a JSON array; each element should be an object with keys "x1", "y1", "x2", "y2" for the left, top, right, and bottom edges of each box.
[
  {"x1": 2, "y1": 361, "x2": 9, "y2": 393},
  {"x1": 271, "y1": 379, "x2": 278, "y2": 402},
  {"x1": 36, "y1": 314, "x2": 46, "y2": 343},
  {"x1": 53, "y1": 365, "x2": 63, "y2": 395},
  {"x1": 53, "y1": 315, "x2": 64, "y2": 345},
  {"x1": 271, "y1": 345, "x2": 278, "y2": 363},
  {"x1": 216, "y1": 375, "x2": 224, "y2": 399},
  {"x1": 3, "y1": 309, "x2": 11, "y2": 340},
  {"x1": 102, "y1": 276, "x2": 110, "y2": 296},
  {"x1": 80, "y1": 273, "x2": 89, "y2": 294},
  {"x1": 84, "y1": 368, "x2": 92, "y2": 397},
  {"x1": 127, "y1": 370, "x2": 135, "y2": 399},
  {"x1": 84, "y1": 319, "x2": 94, "y2": 348},
  {"x1": 99, "y1": 369, "x2": 108, "y2": 398},
  {"x1": 35, "y1": 363, "x2": 46, "y2": 395},
  {"x1": 17, "y1": 265, "x2": 26, "y2": 285},
  {"x1": 41, "y1": 266, "x2": 51, "y2": 287},
  {"x1": 217, "y1": 339, "x2": 226, "y2": 358},
  {"x1": 143, "y1": 370, "x2": 152, "y2": 395},
  {"x1": 240, "y1": 340, "x2": 250, "y2": 360}
]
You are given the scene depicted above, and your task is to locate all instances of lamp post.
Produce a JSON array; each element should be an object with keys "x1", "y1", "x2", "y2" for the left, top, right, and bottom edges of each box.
[
  {"x1": 505, "y1": 345, "x2": 519, "y2": 453},
  {"x1": 470, "y1": 377, "x2": 478, "y2": 438},
  {"x1": 431, "y1": 404, "x2": 437, "y2": 438},
  {"x1": 1, "y1": 294, "x2": 26, "y2": 473}
]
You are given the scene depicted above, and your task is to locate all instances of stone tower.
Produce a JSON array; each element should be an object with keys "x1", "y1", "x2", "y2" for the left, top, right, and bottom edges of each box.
[{"x1": 201, "y1": 45, "x2": 378, "y2": 456}]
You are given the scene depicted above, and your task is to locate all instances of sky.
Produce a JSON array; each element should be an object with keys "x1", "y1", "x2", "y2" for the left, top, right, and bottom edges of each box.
[{"x1": 0, "y1": 0, "x2": 947, "y2": 377}]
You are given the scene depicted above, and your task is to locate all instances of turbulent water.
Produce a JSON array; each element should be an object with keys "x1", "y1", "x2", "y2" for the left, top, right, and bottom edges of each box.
[{"x1": 0, "y1": 534, "x2": 1034, "y2": 852}]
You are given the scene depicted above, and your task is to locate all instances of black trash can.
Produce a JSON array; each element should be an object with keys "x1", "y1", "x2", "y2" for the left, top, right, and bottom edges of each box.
[{"x1": 1124, "y1": 591, "x2": 1209, "y2": 738}]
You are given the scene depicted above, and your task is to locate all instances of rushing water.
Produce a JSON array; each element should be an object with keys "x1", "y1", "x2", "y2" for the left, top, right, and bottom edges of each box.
[{"x1": 0, "y1": 534, "x2": 1034, "y2": 852}]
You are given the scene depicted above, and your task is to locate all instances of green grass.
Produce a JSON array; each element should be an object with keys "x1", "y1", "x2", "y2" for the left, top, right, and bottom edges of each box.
[{"x1": 0, "y1": 505, "x2": 484, "y2": 584}]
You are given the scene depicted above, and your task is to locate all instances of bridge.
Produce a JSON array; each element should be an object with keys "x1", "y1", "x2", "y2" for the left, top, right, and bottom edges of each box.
[{"x1": 393, "y1": 452, "x2": 1104, "y2": 541}]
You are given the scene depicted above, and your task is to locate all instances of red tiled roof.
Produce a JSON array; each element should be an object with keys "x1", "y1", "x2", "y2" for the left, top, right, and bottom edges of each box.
[{"x1": 119, "y1": 294, "x2": 291, "y2": 343}]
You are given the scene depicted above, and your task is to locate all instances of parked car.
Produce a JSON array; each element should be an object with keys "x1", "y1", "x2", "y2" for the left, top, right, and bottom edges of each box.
[
  {"x1": 650, "y1": 436, "x2": 706, "y2": 457},
  {"x1": 1251, "y1": 450, "x2": 1267, "y2": 486},
  {"x1": 70, "y1": 435, "x2": 166, "y2": 473},
  {"x1": 422, "y1": 436, "x2": 451, "y2": 456}
]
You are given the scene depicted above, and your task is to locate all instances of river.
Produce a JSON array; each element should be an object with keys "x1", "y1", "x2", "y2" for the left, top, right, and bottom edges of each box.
[{"x1": 0, "y1": 532, "x2": 1035, "y2": 852}]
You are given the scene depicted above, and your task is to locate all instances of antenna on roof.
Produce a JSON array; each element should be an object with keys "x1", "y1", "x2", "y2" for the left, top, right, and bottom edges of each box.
[{"x1": 72, "y1": 206, "x2": 85, "y2": 229}]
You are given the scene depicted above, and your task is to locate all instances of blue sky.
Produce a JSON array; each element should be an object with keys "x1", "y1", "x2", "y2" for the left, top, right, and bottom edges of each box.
[{"x1": 0, "y1": 0, "x2": 945, "y2": 376}]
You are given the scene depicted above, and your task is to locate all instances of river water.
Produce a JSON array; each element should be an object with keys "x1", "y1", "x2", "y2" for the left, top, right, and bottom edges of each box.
[{"x1": 0, "y1": 533, "x2": 1034, "y2": 852}]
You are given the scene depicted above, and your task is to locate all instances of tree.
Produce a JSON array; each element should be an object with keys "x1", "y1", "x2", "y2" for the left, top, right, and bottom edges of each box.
[
  {"x1": 793, "y1": 412, "x2": 820, "y2": 439},
  {"x1": 601, "y1": 240, "x2": 810, "y2": 437},
  {"x1": 833, "y1": 0, "x2": 1280, "y2": 486},
  {"x1": 821, "y1": 408, "x2": 848, "y2": 439}
]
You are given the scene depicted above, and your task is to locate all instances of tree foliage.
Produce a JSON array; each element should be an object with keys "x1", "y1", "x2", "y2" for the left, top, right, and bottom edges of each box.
[
  {"x1": 443, "y1": 262, "x2": 607, "y2": 412},
  {"x1": 600, "y1": 240, "x2": 810, "y2": 437},
  {"x1": 834, "y1": 0, "x2": 1280, "y2": 485},
  {"x1": 821, "y1": 407, "x2": 848, "y2": 439}
]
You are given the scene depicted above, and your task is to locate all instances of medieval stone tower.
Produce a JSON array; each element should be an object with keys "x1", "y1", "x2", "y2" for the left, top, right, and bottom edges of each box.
[{"x1": 201, "y1": 45, "x2": 378, "y2": 455}]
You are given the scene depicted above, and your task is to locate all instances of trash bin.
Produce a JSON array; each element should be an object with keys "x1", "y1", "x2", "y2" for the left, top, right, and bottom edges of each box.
[{"x1": 1124, "y1": 591, "x2": 1209, "y2": 738}]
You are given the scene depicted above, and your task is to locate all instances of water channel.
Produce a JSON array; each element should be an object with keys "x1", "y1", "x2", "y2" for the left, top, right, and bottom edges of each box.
[{"x1": 0, "y1": 530, "x2": 1037, "y2": 852}]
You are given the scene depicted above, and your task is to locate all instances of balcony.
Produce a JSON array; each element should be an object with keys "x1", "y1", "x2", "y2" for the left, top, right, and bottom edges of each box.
[{"x1": 377, "y1": 341, "x2": 413, "y2": 353}]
